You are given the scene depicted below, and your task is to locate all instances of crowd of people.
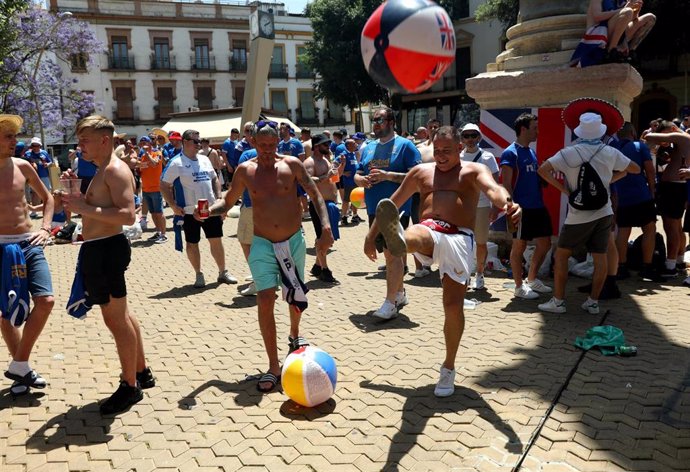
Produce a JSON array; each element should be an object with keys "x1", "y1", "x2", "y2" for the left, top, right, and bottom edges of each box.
[{"x1": 1, "y1": 95, "x2": 688, "y2": 411}]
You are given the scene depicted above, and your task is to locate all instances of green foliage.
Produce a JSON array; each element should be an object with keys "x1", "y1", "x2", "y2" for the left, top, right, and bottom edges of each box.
[
  {"x1": 0, "y1": 0, "x2": 30, "y2": 79},
  {"x1": 475, "y1": 0, "x2": 519, "y2": 29},
  {"x1": 304, "y1": 0, "x2": 388, "y2": 109}
]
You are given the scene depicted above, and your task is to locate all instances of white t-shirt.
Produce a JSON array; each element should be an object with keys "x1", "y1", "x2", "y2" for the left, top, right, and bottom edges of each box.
[
  {"x1": 161, "y1": 152, "x2": 217, "y2": 215},
  {"x1": 548, "y1": 143, "x2": 630, "y2": 225},
  {"x1": 460, "y1": 148, "x2": 499, "y2": 208}
]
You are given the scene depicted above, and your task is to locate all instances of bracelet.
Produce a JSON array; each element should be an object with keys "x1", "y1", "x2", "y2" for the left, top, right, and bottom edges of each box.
[{"x1": 40, "y1": 227, "x2": 51, "y2": 233}]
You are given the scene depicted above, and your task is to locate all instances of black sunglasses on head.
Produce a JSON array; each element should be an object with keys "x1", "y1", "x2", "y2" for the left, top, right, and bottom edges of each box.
[
  {"x1": 256, "y1": 120, "x2": 278, "y2": 130},
  {"x1": 462, "y1": 133, "x2": 480, "y2": 139}
]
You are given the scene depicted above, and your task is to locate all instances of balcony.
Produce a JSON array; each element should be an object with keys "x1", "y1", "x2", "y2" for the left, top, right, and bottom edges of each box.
[
  {"x1": 111, "y1": 105, "x2": 139, "y2": 122},
  {"x1": 295, "y1": 63, "x2": 315, "y2": 79},
  {"x1": 154, "y1": 104, "x2": 179, "y2": 120},
  {"x1": 295, "y1": 109, "x2": 319, "y2": 126},
  {"x1": 229, "y1": 57, "x2": 248, "y2": 72},
  {"x1": 150, "y1": 54, "x2": 176, "y2": 70},
  {"x1": 268, "y1": 63, "x2": 288, "y2": 79},
  {"x1": 107, "y1": 53, "x2": 135, "y2": 70},
  {"x1": 191, "y1": 55, "x2": 216, "y2": 71}
]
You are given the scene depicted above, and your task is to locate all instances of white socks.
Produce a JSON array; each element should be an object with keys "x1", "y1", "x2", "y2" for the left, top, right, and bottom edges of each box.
[{"x1": 8, "y1": 360, "x2": 31, "y2": 376}]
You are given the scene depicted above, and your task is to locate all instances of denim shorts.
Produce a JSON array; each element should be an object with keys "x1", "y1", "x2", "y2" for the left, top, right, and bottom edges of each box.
[
  {"x1": 16, "y1": 241, "x2": 54, "y2": 297},
  {"x1": 142, "y1": 191, "x2": 163, "y2": 213}
]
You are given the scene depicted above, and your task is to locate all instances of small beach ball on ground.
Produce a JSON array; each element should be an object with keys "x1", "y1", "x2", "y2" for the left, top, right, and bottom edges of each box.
[
  {"x1": 361, "y1": 0, "x2": 456, "y2": 94},
  {"x1": 282, "y1": 346, "x2": 337, "y2": 407},
  {"x1": 350, "y1": 187, "x2": 366, "y2": 209}
]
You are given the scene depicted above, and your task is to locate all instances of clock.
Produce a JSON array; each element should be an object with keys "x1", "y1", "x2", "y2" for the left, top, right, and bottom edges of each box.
[
  {"x1": 257, "y1": 10, "x2": 275, "y2": 39},
  {"x1": 249, "y1": 13, "x2": 259, "y2": 40}
]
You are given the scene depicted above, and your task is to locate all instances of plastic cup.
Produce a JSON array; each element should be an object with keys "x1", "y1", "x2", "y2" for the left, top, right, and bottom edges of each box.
[
  {"x1": 59, "y1": 178, "x2": 82, "y2": 195},
  {"x1": 329, "y1": 173, "x2": 340, "y2": 183}
]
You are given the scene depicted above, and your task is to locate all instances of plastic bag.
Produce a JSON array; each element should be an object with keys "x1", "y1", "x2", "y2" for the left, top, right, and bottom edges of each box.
[{"x1": 574, "y1": 325, "x2": 626, "y2": 356}]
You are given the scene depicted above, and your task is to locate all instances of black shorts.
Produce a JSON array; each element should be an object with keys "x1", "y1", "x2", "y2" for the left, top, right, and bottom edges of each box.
[
  {"x1": 684, "y1": 209, "x2": 690, "y2": 233},
  {"x1": 81, "y1": 233, "x2": 130, "y2": 305},
  {"x1": 368, "y1": 212, "x2": 410, "y2": 253},
  {"x1": 411, "y1": 193, "x2": 421, "y2": 225},
  {"x1": 336, "y1": 177, "x2": 343, "y2": 190},
  {"x1": 514, "y1": 207, "x2": 552, "y2": 241},
  {"x1": 183, "y1": 215, "x2": 223, "y2": 243},
  {"x1": 616, "y1": 199, "x2": 656, "y2": 228},
  {"x1": 657, "y1": 181, "x2": 687, "y2": 219}
]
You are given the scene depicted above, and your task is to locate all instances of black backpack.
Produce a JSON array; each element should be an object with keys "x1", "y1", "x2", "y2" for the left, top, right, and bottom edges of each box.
[
  {"x1": 567, "y1": 145, "x2": 609, "y2": 211},
  {"x1": 626, "y1": 232, "x2": 666, "y2": 271}
]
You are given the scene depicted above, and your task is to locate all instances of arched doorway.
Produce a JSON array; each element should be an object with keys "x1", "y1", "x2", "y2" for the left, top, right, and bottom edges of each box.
[{"x1": 633, "y1": 84, "x2": 677, "y2": 133}]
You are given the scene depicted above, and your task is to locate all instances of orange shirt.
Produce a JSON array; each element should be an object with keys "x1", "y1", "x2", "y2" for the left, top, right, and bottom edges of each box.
[{"x1": 139, "y1": 151, "x2": 163, "y2": 192}]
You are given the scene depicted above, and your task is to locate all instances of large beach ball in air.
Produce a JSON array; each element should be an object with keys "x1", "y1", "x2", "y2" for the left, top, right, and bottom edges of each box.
[
  {"x1": 361, "y1": 0, "x2": 456, "y2": 94},
  {"x1": 350, "y1": 186, "x2": 366, "y2": 209},
  {"x1": 282, "y1": 346, "x2": 337, "y2": 407}
]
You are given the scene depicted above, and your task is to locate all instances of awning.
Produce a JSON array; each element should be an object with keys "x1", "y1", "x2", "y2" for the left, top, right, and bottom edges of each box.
[{"x1": 162, "y1": 107, "x2": 301, "y2": 145}]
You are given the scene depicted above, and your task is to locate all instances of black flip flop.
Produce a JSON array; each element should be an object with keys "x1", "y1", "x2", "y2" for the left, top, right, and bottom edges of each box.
[
  {"x1": 4, "y1": 370, "x2": 46, "y2": 389},
  {"x1": 256, "y1": 372, "x2": 280, "y2": 393},
  {"x1": 288, "y1": 336, "x2": 310, "y2": 355},
  {"x1": 10, "y1": 381, "x2": 29, "y2": 397}
]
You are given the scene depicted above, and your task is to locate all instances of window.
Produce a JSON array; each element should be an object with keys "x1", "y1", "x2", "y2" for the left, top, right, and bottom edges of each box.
[
  {"x1": 194, "y1": 39, "x2": 210, "y2": 69},
  {"x1": 70, "y1": 53, "x2": 88, "y2": 72},
  {"x1": 154, "y1": 81, "x2": 176, "y2": 119},
  {"x1": 456, "y1": 47, "x2": 471, "y2": 90},
  {"x1": 111, "y1": 36, "x2": 130, "y2": 69},
  {"x1": 270, "y1": 90, "x2": 288, "y2": 114},
  {"x1": 193, "y1": 80, "x2": 215, "y2": 110},
  {"x1": 295, "y1": 45, "x2": 312, "y2": 78},
  {"x1": 298, "y1": 90, "x2": 315, "y2": 120},
  {"x1": 231, "y1": 39, "x2": 247, "y2": 71},
  {"x1": 115, "y1": 87, "x2": 134, "y2": 120},
  {"x1": 153, "y1": 38, "x2": 171, "y2": 69},
  {"x1": 269, "y1": 45, "x2": 287, "y2": 78},
  {"x1": 232, "y1": 81, "x2": 245, "y2": 107}
]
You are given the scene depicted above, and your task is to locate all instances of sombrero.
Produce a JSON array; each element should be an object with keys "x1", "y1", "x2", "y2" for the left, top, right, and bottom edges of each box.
[
  {"x1": 150, "y1": 128, "x2": 169, "y2": 143},
  {"x1": 562, "y1": 97, "x2": 624, "y2": 136}
]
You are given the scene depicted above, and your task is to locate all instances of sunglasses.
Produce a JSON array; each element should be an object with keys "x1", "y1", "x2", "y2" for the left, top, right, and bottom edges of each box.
[
  {"x1": 256, "y1": 120, "x2": 278, "y2": 130},
  {"x1": 372, "y1": 117, "x2": 390, "y2": 125},
  {"x1": 185, "y1": 138, "x2": 201, "y2": 144},
  {"x1": 462, "y1": 133, "x2": 480, "y2": 139}
]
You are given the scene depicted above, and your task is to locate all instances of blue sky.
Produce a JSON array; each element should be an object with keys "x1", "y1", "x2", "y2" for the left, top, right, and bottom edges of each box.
[{"x1": 283, "y1": 0, "x2": 311, "y2": 14}]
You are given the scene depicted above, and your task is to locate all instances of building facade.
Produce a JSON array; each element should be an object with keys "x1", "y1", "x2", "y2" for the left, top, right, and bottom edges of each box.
[{"x1": 50, "y1": 0, "x2": 350, "y2": 141}]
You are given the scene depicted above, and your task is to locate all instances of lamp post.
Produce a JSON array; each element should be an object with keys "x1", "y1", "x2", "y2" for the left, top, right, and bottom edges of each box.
[{"x1": 31, "y1": 11, "x2": 72, "y2": 147}]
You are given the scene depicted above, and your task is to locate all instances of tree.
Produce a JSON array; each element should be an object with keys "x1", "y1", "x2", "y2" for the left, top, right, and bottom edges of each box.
[
  {"x1": 304, "y1": 0, "x2": 389, "y2": 112},
  {"x1": 475, "y1": 0, "x2": 519, "y2": 30},
  {"x1": 0, "y1": 0, "x2": 30, "y2": 82},
  {"x1": 0, "y1": 3, "x2": 105, "y2": 143}
]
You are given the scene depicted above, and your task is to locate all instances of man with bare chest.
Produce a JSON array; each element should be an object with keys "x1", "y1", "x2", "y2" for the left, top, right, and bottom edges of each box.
[
  {"x1": 0, "y1": 114, "x2": 54, "y2": 397},
  {"x1": 62, "y1": 115, "x2": 154, "y2": 415},
  {"x1": 364, "y1": 126, "x2": 521, "y2": 397},
  {"x1": 304, "y1": 133, "x2": 344, "y2": 284},
  {"x1": 643, "y1": 121, "x2": 690, "y2": 277},
  {"x1": 207, "y1": 122, "x2": 334, "y2": 393}
]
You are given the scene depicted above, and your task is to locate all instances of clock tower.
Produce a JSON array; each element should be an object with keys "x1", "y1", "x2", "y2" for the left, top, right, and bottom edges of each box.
[{"x1": 242, "y1": 9, "x2": 276, "y2": 125}]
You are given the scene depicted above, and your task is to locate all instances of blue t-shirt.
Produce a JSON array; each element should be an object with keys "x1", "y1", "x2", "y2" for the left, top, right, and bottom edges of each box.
[
  {"x1": 222, "y1": 138, "x2": 236, "y2": 167},
  {"x1": 164, "y1": 145, "x2": 182, "y2": 162},
  {"x1": 335, "y1": 151, "x2": 358, "y2": 187},
  {"x1": 357, "y1": 135, "x2": 421, "y2": 215},
  {"x1": 76, "y1": 152, "x2": 97, "y2": 178},
  {"x1": 238, "y1": 149, "x2": 257, "y2": 208},
  {"x1": 25, "y1": 150, "x2": 52, "y2": 178},
  {"x1": 333, "y1": 143, "x2": 346, "y2": 158},
  {"x1": 500, "y1": 142, "x2": 545, "y2": 209},
  {"x1": 278, "y1": 138, "x2": 304, "y2": 158},
  {"x1": 611, "y1": 139, "x2": 653, "y2": 206}
]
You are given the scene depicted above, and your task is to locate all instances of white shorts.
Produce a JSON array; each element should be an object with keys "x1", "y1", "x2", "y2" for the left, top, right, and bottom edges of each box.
[
  {"x1": 414, "y1": 226, "x2": 474, "y2": 285},
  {"x1": 237, "y1": 206, "x2": 254, "y2": 245}
]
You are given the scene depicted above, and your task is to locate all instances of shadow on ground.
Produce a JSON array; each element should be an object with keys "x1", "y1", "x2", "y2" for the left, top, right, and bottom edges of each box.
[{"x1": 26, "y1": 403, "x2": 115, "y2": 451}]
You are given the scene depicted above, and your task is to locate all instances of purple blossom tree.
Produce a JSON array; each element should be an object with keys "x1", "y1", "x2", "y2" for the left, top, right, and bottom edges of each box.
[{"x1": 0, "y1": 2, "x2": 105, "y2": 143}]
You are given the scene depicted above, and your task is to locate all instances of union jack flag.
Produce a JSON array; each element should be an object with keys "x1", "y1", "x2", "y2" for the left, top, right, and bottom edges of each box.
[
  {"x1": 480, "y1": 107, "x2": 573, "y2": 233},
  {"x1": 436, "y1": 13, "x2": 455, "y2": 51}
]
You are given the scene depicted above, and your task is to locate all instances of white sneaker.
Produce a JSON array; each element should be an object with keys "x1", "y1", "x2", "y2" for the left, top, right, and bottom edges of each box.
[
  {"x1": 376, "y1": 199, "x2": 407, "y2": 257},
  {"x1": 470, "y1": 273, "x2": 485, "y2": 290},
  {"x1": 414, "y1": 267, "x2": 431, "y2": 278},
  {"x1": 373, "y1": 300, "x2": 398, "y2": 320},
  {"x1": 514, "y1": 284, "x2": 539, "y2": 299},
  {"x1": 538, "y1": 297, "x2": 567, "y2": 313},
  {"x1": 217, "y1": 270, "x2": 238, "y2": 284},
  {"x1": 581, "y1": 298, "x2": 600, "y2": 314},
  {"x1": 244, "y1": 275, "x2": 253, "y2": 281},
  {"x1": 434, "y1": 366, "x2": 456, "y2": 397},
  {"x1": 527, "y1": 278, "x2": 552, "y2": 293},
  {"x1": 240, "y1": 282, "x2": 258, "y2": 296},
  {"x1": 193, "y1": 272, "x2": 205, "y2": 288},
  {"x1": 395, "y1": 290, "x2": 408, "y2": 308},
  {"x1": 378, "y1": 264, "x2": 387, "y2": 271}
]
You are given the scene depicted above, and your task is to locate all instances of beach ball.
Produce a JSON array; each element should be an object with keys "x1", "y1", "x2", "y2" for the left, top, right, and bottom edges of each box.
[
  {"x1": 282, "y1": 346, "x2": 337, "y2": 407},
  {"x1": 361, "y1": 0, "x2": 456, "y2": 94},
  {"x1": 350, "y1": 187, "x2": 366, "y2": 209}
]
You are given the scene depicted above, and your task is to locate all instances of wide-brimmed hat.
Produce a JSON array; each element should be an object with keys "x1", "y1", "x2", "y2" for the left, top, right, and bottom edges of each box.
[
  {"x1": 0, "y1": 114, "x2": 23, "y2": 133},
  {"x1": 150, "y1": 128, "x2": 169, "y2": 143},
  {"x1": 113, "y1": 130, "x2": 127, "y2": 139},
  {"x1": 562, "y1": 97, "x2": 624, "y2": 136},
  {"x1": 574, "y1": 113, "x2": 607, "y2": 140},
  {"x1": 312, "y1": 133, "x2": 331, "y2": 147}
]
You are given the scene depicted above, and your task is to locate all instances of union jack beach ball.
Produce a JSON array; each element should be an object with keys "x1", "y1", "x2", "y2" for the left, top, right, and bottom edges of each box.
[
  {"x1": 361, "y1": 0, "x2": 456, "y2": 94},
  {"x1": 282, "y1": 346, "x2": 337, "y2": 407}
]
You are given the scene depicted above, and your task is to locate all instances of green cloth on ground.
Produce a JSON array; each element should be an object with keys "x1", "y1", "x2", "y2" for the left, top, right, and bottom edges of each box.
[{"x1": 574, "y1": 325, "x2": 626, "y2": 356}]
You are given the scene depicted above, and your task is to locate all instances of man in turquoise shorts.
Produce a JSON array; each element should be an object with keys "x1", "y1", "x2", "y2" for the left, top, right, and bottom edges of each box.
[{"x1": 206, "y1": 121, "x2": 334, "y2": 393}]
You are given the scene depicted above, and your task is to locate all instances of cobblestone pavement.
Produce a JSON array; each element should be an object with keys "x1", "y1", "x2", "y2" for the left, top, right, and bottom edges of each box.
[{"x1": 1, "y1": 211, "x2": 688, "y2": 471}]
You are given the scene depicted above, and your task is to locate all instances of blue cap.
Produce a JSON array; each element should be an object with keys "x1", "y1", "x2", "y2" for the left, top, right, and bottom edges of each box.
[
  {"x1": 352, "y1": 132, "x2": 366, "y2": 140},
  {"x1": 138, "y1": 136, "x2": 152, "y2": 143}
]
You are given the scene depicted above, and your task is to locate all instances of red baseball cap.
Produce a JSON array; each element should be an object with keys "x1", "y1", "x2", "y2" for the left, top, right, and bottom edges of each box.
[{"x1": 168, "y1": 131, "x2": 182, "y2": 141}]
